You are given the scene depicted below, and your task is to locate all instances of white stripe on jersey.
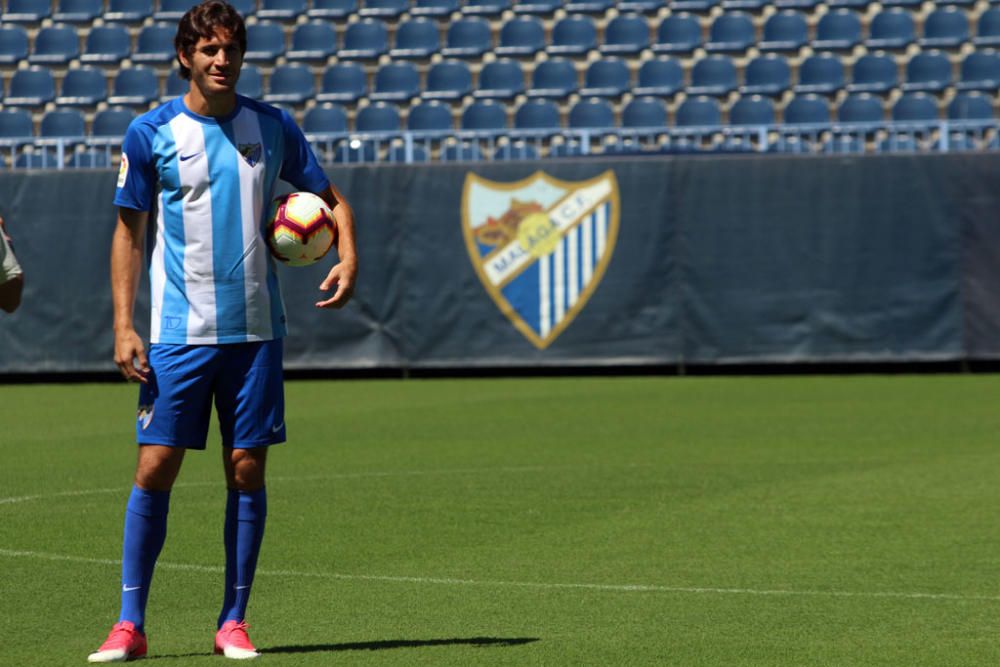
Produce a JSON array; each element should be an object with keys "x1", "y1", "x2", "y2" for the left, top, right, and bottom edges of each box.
[{"x1": 149, "y1": 207, "x2": 167, "y2": 343}]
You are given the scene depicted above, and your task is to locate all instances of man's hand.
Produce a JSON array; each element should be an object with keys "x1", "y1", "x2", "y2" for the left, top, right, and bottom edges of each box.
[
  {"x1": 114, "y1": 327, "x2": 150, "y2": 383},
  {"x1": 316, "y1": 260, "x2": 357, "y2": 309}
]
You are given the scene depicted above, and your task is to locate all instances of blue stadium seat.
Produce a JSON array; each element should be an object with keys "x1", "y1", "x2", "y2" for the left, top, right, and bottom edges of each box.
[
  {"x1": 880, "y1": 0, "x2": 919, "y2": 7},
  {"x1": 104, "y1": 0, "x2": 153, "y2": 22},
  {"x1": 565, "y1": 0, "x2": 612, "y2": 12},
  {"x1": 513, "y1": 0, "x2": 561, "y2": 13},
  {"x1": 460, "y1": 100, "x2": 508, "y2": 130},
  {"x1": 903, "y1": 51, "x2": 952, "y2": 92},
  {"x1": 619, "y1": 0, "x2": 663, "y2": 12},
  {"x1": 133, "y1": 24, "x2": 176, "y2": 64},
  {"x1": 527, "y1": 59, "x2": 578, "y2": 99},
  {"x1": 163, "y1": 69, "x2": 187, "y2": 100},
  {"x1": 287, "y1": 22, "x2": 338, "y2": 61},
  {"x1": 407, "y1": 100, "x2": 454, "y2": 132},
  {"x1": 474, "y1": 60, "x2": 525, "y2": 100},
  {"x1": 303, "y1": 104, "x2": 349, "y2": 133},
  {"x1": 514, "y1": 99, "x2": 562, "y2": 131},
  {"x1": 783, "y1": 94, "x2": 831, "y2": 125},
  {"x1": 675, "y1": 96, "x2": 722, "y2": 126},
  {"x1": 462, "y1": 0, "x2": 511, "y2": 15},
  {"x1": 947, "y1": 92, "x2": 994, "y2": 120},
  {"x1": 442, "y1": 18, "x2": 492, "y2": 58},
  {"x1": 0, "y1": 26, "x2": 30, "y2": 65},
  {"x1": 795, "y1": 53, "x2": 845, "y2": 94},
  {"x1": 229, "y1": 0, "x2": 257, "y2": 18},
  {"x1": 634, "y1": 58, "x2": 683, "y2": 96},
  {"x1": 6, "y1": 67, "x2": 56, "y2": 106},
  {"x1": 568, "y1": 98, "x2": 615, "y2": 129},
  {"x1": 307, "y1": 0, "x2": 357, "y2": 18},
  {"x1": 355, "y1": 102, "x2": 401, "y2": 132},
  {"x1": 390, "y1": 18, "x2": 440, "y2": 59},
  {"x1": 423, "y1": 61, "x2": 473, "y2": 100},
  {"x1": 837, "y1": 93, "x2": 884, "y2": 123},
  {"x1": 371, "y1": 62, "x2": 421, "y2": 102},
  {"x1": 333, "y1": 139, "x2": 378, "y2": 163},
  {"x1": 57, "y1": 67, "x2": 107, "y2": 106},
  {"x1": 705, "y1": 12, "x2": 755, "y2": 53},
  {"x1": 81, "y1": 25, "x2": 130, "y2": 64},
  {"x1": 975, "y1": 8, "x2": 1000, "y2": 47},
  {"x1": 866, "y1": 9, "x2": 916, "y2": 49},
  {"x1": 622, "y1": 97, "x2": 667, "y2": 128},
  {"x1": 40, "y1": 109, "x2": 86, "y2": 140},
  {"x1": 653, "y1": 14, "x2": 702, "y2": 54},
  {"x1": 29, "y1": 25, "x2": 80, "y2": 65},
  {"x1": 237, "y1": 65, "x2": 264, "y2": 98},
  {"x1": 259, "y1": 0, "x2": 307, "y2": 19},
  {"x1": 245, "y1": 22, "x2": 287, "y2": 62},
  {"x1": 156, "y1": 0, "x2": 199, "y2": 20},
  {"x1": 921, "y1": 7, "x2": 969, "y2": 48},
  {"x1": 494, "y1": 141, "x2": 540, "y2": 160},
  {"x1": 600, "y1": 15, "x2": 650, "y2": 55},
  {"x1": 892, "y1": 92, "x2": 938, "y2": 122},
  {"x1": 318, "y1": 63, "x2": 367, "y2": 103},
  {"x1": 0, "y1": 109, "x2": 33, "y2": 144},
  {"x1": 264, "y1": 64, "x2": 315, "y2": 104},
  {"x1": 441, "y1": 142, "x2": 484, "y2": 161},
  {"x1": 776, "y1": 0, "x2": 820, "y2": 9},
  {"x1": 848, "y1": 53, "x2": 898, "y2": 93},
  {"x1": 340, "y1": 19, "x2": 389, "y2": 59},
  {"x1": 410, "y1": 0, "x2": 458, "y2": 15},
  {"x1": 4, "y1": 0, "x2": 52, "y2": 23},
  {"x1": 109, "y1": 67, "x2": 160, "y2": 106},
  {"x1": 741, "y1": 54, "x2": 791, "y2": 96},
  {"x1": 689, "y1": 55, "x2": 738, "y2": 95},
  {"x1": 670, "y1": 0, "x2": 718, "y2": 11},
  {"x1": 359, "y1": 0, "x2": 408, "y2": 17},
  {"x1": 722, "y1": 0, "x2": 764, "y2": 10},
  {"x1": 728, "y1": 95, "x2": 775, "y2": 125},
  {"x1": 956, "y1": 51, "x2": 1000, "y2": 91},
  {"x1": 54, "y1": 0, "x2": 102, "y2": 23},
  {"x1": 497, "y1": 17, "x2": 546, "y2": 56},
  {"x1": 580, "y1": 58, "x2": 630, "y2": 97},
  {"x1": 759, "y1": 11, "x2": 808, "y2": 52},
  {"x1": 548, "y1": 16, "x2": 597, "y2": 56},
  {"x1": 386, "y1": 143, "x2": 429, "y2": 163},
  {"x1": 813, "y1": 10, "x2": 862, "y2": 50},
  {"x1": 92, "y1": 107, "x2": 135, "y2": 137}
]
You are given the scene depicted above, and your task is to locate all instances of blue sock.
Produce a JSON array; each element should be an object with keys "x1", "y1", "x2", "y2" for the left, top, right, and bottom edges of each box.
[
  {"x1": 119, "y1": 486, "x2": 170, "y2": 634},
  {"x1": 218, "y1": 487, "x2": 267, "y2": 627}
]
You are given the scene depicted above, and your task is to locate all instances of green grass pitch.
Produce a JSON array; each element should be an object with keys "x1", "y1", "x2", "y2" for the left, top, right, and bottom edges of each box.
[{"x1": 2, "y1": 375, "x2": 1000, "y2": 666}]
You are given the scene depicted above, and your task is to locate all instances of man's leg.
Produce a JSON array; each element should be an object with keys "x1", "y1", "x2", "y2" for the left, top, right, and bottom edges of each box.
[{"x1": 218, "y1": 446, "x2": 268, "y2": 629}]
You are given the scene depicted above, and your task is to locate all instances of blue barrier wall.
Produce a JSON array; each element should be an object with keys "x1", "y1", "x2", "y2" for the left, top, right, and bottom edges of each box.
[{"x1": 0, "y1": 153, "x2": 997, "y2": 374}]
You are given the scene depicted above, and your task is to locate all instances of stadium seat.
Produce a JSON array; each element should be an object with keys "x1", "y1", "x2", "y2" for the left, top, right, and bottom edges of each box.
[
  {"x1": 600, "y1": 15, "x2": 650, "y2": 55},
  {"x1": 229, "y1": 0, "x2": 257, "y2": 17},
  {"x1": 163, "y1": 69, "x2": 187, "y2": 100},
  {"x1": 371, "y1": 62, "x2": 421, "y2": 102},
  {"x1": 259, "y1": 0, "x2": 308, "y2": 19},
  {"x1": 795, "y1": 54, "x2": 845, "y2": 94},
  {"x1": 675, "y1": 96, "x2": 722, "y2": 126},
  {"x1": 705, "y1": 12, "x2": 755, "y2": 53},
  {"x1": 340, "y1": 19, "x2": 389, "y2": 59},
  {"x1": 0, "y1": 26, "x2": 30, "y2": 65},
  {"x1": 355, "y1": 102, "x2": 401, "y2": 133},
  {"x1": 956, "y1": 51, "x2": 1000, "y2": 91},
  {"x1": 866, "y1": 9, "x2": 916, "y2": 49},
  {"x1": 6, "y1": 67, "x2": 56, "y2": 107},
  {"x1": 527, "y1": 59, "x2": 578, "y2": 99},
  {"x1": 837, "y1": 93, "x2": 884, "y2": 123},
  {"x1": 386, "y1": 143, "x2": 429, "y2": 163},
  {"x1": 514, "y1": 99, "x2": 562, "y2": 132},
  {"x1": 3, "y1": 0, "x2": 52, "y2": 23},
  {"x1": 29, "y1": 25, "x2": 80, "y2": 65},
  {"x1": 307, "y1": 0, "x2": 357, "y2": 18},
  {"x1": 423, "y1": 61, "x2": 473, "y2": 101},
  {"x1": 568, "y1": 98, "x2": 615, "y2": 129},
  {"x1": 109, "y1": 67, "x2": 160, "y2": 106},
  {"x1": 728, "y1": 95, "x2": 775, "y2": 125},
  {"x1": 741, "y1": 54, "x2": 791, "y2": 96},
  {"x1": 460, "y1": 100, "x2": 508, "y2": 131},
  {"x1": 513, "y1": 0, "x2": 562, "y2": 13},
  {"x1": 54, "y1": 0, "x2": 102, "y2": 23},
  {"x1": 0, "y1": 109, "x2": 34, "y2": 140},
  {"x1": 634, "y1": 58, "x2": 684, "y2": 96},
  {"x1": 759, "y1": 11, "x2": 808, "y2": 52},
  {"x1": 57, "y1": 67, "x2": 107, "y2": 107},
  {"x1": 580, "y1": 59, "x2": 630, "y2": 98},
  {"x1": 92, "y1": 107, "x2": 135, "y2": 136},
  {"x1": 975, "y1": 8, "x2": 1000, "y2": 47},
  {"x1": 133, "y1": 24, "x2": 177, "y2": 64},
  {"x1": 892, "y1": 92, "x2": 938, "y2": 122},
  {"x1": 462, "y1": 0, "x2": 511, "y2": 15},
  {"x1": 776, "y1": 0, "x2": 820, "y2": 9},
  {"x1": 722, "y1": 0, "x2": 765, "y2": 10},
  {"x1": 921, "y1": 7, "x2": 969, "y2": 48},
  {"x1": 245, "y1": 22, "x2": 287, "y2": 62},
  {"x1": 40, "y1": 109, "x2": 86, "y2": 139},
  {"x1": 410, "y1": 0, "x2": 458, "y2": 15},
  {"x1": 303, "y1": 104, "x2": 349, "y2": 134},
  {"x1": 813, "y1": 10, "x2": 862, "y2": 51},
  {"x1": 622, "y1": 97, "x2": 668, "y2": 128},
  {"x1": 565, "y1": 0, "x2": 612, "y2": 12},
  {"x1": 689, "y1": 55, "x2": 738, "y2": 96},
  {"x1": 317, "y1": 63, "x2": 367, "y2": 103},
  {"x1": 441, "y1": 142, "x2": 484, "y2": 161},
  {"x1": 237, "y1": 65, "x2": 264, "y2": 99},
  {"x1": 264, "y1": 64, "x2": 315, "y2": 104},
  {"x1": 407, "y1": 100, "x2": 454, "y2": 132},
  {"x1": 104, "y1": 0, "x2": 153, "y2": 23},
  {"x1": 156, "y1": 0, "x2": 199, "y2": 20},
  {"x1": 880, "y1": 0, "x2": 919, "y2": 8},
  {"x1": 81, "y1": 25, "x2": 131, "y2": 64},
  {"x1": 903, "y1": 51, "x2": 952, "y2": 92},
  {"x1": 474, "y1": 60, "x2": 525, "y2": 100},
  {"x1": 670, "y1": 0, "x2": 719, "y2": 12},
  {"x1": 496, "y1": 17, "x2": 546, "y2": 56},
  {"x1": 653, "y1": 14, "x2": 702, "y2": 54},
  {"x1": 287, "y1": 22, "x2": 338, "y2": 62},
  {"x1": 494, "y1": 141, "x2": 540, "y2": 160},
  {"x1": 390, "y1": 18, "x2": 440, "y2": 59},
  {"x1": 848, "y1": 53, "x2": 898, "y2": 93},
  {"x1": 359, "y1": 0, "x2": 408, "y2": 17},
  {"x1": 548, "y1": 16, "x2": 597, "y2": 56},
  {"x1": 442, "y1": 18, "x2": 492, "y2": 58},
  {"x1": 947, "y1": 92, "x2": 994, "y2": 120},
  {"x1": 783, "y1": 94, "x2": 831, "y2": 125},
  {"x1": 618, "y1": 0, "x2": 662, "y2": 12},
  {"x1": 333, "y1": 139, "x2": 378, "y2": 163}
]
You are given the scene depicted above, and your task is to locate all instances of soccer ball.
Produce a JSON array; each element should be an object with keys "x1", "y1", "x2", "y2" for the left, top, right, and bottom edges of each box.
[{"x1": 266, "y1": 192, "x2": 337, "y2": 267}]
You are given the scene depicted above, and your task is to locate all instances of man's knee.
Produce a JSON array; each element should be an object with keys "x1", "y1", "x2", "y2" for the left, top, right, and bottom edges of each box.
[
  {"x1": 135, "y1": 445, "x2": 185, "y2": 491},
  {"x1": 229, "y1": 448, "x2": 267, "y2": 491}
]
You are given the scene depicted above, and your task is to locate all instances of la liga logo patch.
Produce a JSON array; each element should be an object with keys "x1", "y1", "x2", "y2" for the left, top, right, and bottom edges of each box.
[{"x1": 462, "y1": 170, "x2": 620, "y2": 349}]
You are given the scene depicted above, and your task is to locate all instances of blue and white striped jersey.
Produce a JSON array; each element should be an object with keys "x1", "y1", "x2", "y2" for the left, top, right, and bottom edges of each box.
[{"x1": 115, "y1": 95, "x2": 330, "y2": 345}]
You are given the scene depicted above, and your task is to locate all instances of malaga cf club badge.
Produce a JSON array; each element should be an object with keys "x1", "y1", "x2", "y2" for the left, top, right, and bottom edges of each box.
[{"x1": 462, "y1": 170, "x2": 620, "y2": 349}]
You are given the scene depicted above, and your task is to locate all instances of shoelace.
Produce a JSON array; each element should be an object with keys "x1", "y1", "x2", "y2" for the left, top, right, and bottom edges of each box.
[
  {"x1": 223, "y1": 622, "x2": 254, "y2": 648},
  {"x1": 102, "y1": 624, "x2": 137, "y2": 648}
]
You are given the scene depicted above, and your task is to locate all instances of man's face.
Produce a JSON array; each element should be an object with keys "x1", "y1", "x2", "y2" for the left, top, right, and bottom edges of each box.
[{"x1": 180, "y1": 28, "x2": 243, "y2": 98}]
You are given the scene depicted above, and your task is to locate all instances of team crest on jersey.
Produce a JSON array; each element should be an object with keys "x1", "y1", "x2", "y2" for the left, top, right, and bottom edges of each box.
[
  {"x1": 462, "y1": 170, "x2": 619, "y2": 349},
  {"x1": 239, "y1": 143, "x2": 262, "y2": 167},
  {"x1": 137, "y1": 404, "x2": 154, "y2": 430}
]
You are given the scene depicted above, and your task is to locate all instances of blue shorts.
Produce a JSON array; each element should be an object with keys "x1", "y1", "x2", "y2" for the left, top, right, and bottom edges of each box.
[{"x1": 136, "y1": 340, "x2": 285, "y2": 450}]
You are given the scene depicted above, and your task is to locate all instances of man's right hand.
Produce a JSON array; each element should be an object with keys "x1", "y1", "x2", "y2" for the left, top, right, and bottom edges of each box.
[{"x1": 114, "y1": 328, "x2": 149, "y2": 383}]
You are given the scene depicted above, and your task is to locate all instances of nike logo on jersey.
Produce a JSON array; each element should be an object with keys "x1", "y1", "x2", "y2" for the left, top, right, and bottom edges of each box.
[
  {"x1": 123, "y1": 584, "x2": 142, "y2": 592},
  {"x1": 179, "y1": 152, "x2": 202, "y2": 161}
]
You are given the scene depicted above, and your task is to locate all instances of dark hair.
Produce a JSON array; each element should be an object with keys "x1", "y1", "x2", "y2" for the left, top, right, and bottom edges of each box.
[{"x1": 174, "y1": 0, "x2": 247, "y2": 80}]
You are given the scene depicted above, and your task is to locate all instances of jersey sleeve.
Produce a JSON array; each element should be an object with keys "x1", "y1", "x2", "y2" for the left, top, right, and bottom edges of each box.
[
  {"x1": 113, "y1": 120, "x2": 157, "y2": 211},
  {"x1": 278, "y1": 109, "x2": 331, "y2": 195}
]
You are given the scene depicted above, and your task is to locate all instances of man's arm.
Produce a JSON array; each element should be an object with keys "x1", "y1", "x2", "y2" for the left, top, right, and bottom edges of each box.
[
  {"x1": 0, "y1": 216, "x2": 23, "y2": 313},
  {"x1": 315, "y1": 182, "x2": 358, "y2": 309},
  {"x1": 111, "y1": 207, "x2": 150, "y2": 382}
]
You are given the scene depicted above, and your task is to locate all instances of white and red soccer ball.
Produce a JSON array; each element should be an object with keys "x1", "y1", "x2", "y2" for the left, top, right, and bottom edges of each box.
[{"x1": 265, "y1": 192, "x2": 337, "y2": 267}]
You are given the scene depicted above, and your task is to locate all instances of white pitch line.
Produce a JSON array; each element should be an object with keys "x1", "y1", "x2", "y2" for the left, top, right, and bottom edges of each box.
[{"x1": 1, "y1": 547, "x2": 999, "y2": 604}]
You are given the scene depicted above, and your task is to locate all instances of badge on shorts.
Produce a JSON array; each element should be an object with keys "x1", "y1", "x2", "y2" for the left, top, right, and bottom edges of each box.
[{"x1": 137, "y1": 404, "x2": 154, "y2": 430}]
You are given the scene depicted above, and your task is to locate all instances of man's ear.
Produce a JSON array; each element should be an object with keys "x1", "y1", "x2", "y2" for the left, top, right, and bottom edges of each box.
[{"x1": 177, "y1": 49, "x2": 191, "y2": 70}]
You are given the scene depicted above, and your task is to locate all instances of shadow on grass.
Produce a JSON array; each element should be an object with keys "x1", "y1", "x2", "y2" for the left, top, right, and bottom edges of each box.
[{"x1": 263, "y1": 636, "x2": 541, "y2": 654}]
